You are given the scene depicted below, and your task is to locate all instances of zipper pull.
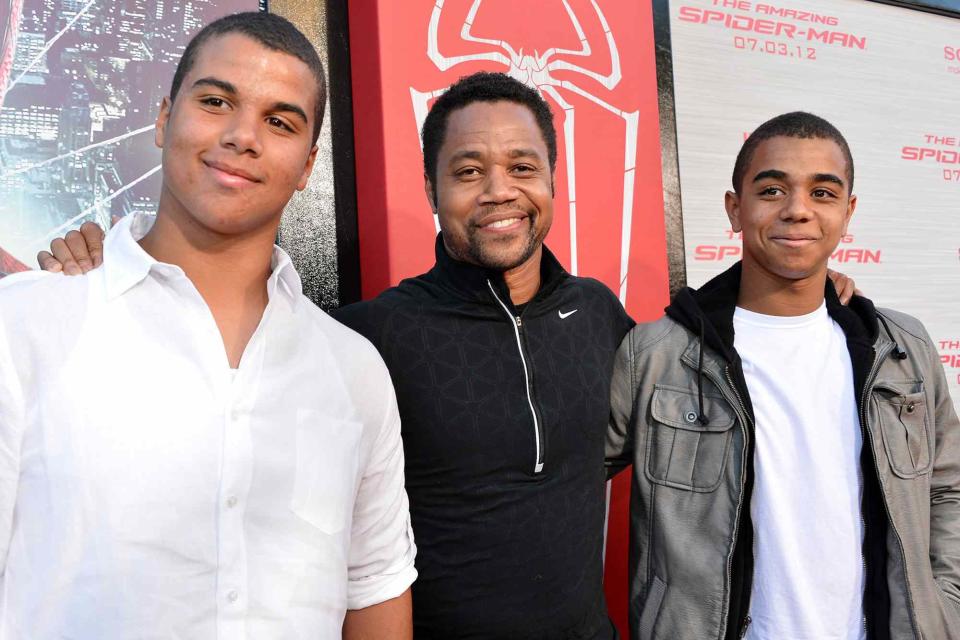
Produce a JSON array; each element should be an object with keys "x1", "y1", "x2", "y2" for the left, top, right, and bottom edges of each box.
[
  {"x1": 515, "y1": 316, "x2": 523, "y2": 329},
  {"x1": 739, "y1": 615, "x2": 752, "y2": 639}
]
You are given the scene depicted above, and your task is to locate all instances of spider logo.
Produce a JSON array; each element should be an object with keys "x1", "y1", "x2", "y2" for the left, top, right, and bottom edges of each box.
[{"x1": 410, "y1": 0, "x2": 640, "y2": 302}]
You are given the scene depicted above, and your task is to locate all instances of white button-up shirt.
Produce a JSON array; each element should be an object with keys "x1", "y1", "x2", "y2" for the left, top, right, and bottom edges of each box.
[{"x1": 0, "y1": 214, "x2": 416, "y2": 639}]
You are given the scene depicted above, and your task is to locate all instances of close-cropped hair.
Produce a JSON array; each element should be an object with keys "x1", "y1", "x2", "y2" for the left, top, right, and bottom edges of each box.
[
  {"x1": 169, "y1": 11, "x2": 326, "y2": 144},
  {"x1": 732, "y1": 111, "x2": 854, "y2": 194},
  {"x1": 421, "y1": 71, "x2": 557, "y2": 202}
]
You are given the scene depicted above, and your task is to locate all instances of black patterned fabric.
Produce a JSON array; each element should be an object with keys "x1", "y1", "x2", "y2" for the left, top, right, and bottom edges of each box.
[{"x1": 333, "y1": 236, "x2": 633, "y2": 639}]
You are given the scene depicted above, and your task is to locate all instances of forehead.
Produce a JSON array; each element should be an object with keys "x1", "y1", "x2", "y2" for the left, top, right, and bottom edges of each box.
[
  {"x1": 186, "y1": 33, "x2": 317, "y2": 109},
  {"x1": 749, "y1": 135, "x2": 849, "y2": 178},
  {"x1": 441, "y1": 101, "x2": 547, "y2": 156}
]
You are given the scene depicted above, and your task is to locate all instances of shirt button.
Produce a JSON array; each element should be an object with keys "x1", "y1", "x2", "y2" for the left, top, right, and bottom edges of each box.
[
  {"x1": 226, "y1": 495, "x2": 238, "y2": 508},
  {"x1": 227, "y1": 589, "x2": 239, "y2": 603}
]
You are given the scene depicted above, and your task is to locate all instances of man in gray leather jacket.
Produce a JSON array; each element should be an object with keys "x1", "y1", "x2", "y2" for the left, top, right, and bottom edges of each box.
[{"x1": 607, "y1": 112, "x2": 960, "y2": 640}]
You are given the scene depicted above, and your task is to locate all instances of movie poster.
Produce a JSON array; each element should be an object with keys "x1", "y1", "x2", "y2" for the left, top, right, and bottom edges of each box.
[
  {"x1": 0, "y1": 0, "x2": 262, "y2": 276},
  {"x1": 347, "y1": 0, "x2": 670, "y2": 316},
  {"x1": 669, "y1": 0, "x2": 960, "y2": 409}
]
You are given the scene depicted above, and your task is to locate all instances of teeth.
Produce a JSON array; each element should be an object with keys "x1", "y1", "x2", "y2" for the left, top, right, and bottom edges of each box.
[{"x1": 486, "y1": 218, "x2": 521, "y2": 229}]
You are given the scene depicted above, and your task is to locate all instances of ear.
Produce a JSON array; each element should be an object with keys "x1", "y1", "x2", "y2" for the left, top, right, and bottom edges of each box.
[
  {"x1": 155, "y1": 96, "x2": 172, "y2": 149},
  {"x1": 424, "y1": 172, "x2": 437, "y2": 212},
  {"x1": 724, "y1": 190, "x2": 742, "y2": 232},
  {"x1": 841, "y1": 193, "x2": 857, "y2": 236},
  {"x1": 296, "y1": 145, "x2": 319, "y2": 191}
]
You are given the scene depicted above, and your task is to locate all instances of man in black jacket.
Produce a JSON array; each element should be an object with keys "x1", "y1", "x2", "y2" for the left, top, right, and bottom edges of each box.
[{"x1": 333, "y1": 72, "x2": 632, "y2": 638}]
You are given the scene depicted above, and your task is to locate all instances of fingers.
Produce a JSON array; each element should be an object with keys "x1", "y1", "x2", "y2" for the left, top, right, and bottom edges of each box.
[
  {"x1": 36, "y1": 250, "x2": 62, "y2": 273},
  {"x1": 827, "y1": 269, "x2": 856, "y2": 305},
  {"x1": 838, "y1": 278, "x2": 856, "y2": 305},
  {"x1": 47, "y1": 237, "x2": 80, "y2": 275},
  {"x1": 79, "y1": 221, "x2": 105, "y2": 268},
  {"x1": 37, "y1": 222, "x2": 106, "y2": 275}
]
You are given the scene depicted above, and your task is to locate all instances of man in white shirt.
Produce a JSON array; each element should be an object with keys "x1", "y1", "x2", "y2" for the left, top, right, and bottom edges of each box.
[
  {"x1": 608, "y1": 112, "x2": 960, "y2": 639},
  {"x1": 0, "y1": 12, "x2": 415, "y2": 639}
]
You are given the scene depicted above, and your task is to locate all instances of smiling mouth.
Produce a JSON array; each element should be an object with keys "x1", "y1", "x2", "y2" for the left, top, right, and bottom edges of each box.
[
  {"x1": 771, "y1": 236, "x2": 817, "y2": 247},
  {"x1": 483, "y1": 217, "x2": 524, "y2": 229},
  {"x1": 203, "y1": 160, "x2": 260, "y2": 186}
]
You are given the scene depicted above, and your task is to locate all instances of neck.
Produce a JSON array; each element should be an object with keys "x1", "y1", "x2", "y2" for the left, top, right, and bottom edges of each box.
[
  {"x1": 503, "y1": 245, "x2": 542, "y2": 305},
  {"x1": 737, "y1": 258, "x2": 827, "y2": 316},
  {"x1": 139, "y1": 190, "x2": 278, "y2": 367}
]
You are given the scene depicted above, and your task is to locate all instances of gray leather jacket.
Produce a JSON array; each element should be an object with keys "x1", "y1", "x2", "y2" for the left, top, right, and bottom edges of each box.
[{"x1": 607, "y1": 264, "x2": 960, "y2": 640}]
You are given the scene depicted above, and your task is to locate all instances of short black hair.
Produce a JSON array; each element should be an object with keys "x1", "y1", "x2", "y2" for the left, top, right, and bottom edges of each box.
[
  {"x1": 421, "y1": 71, "x2": 557, "y2": 200},
  {"x1": 732, "y1": 111, "x2": 854, "y2": 195},
  {"x1": 169, "y1": 12, "x2": 326, "y2": 144}
]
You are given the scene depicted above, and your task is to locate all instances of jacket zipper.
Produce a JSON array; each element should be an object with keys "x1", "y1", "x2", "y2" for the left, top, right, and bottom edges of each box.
[
  {"x1": 487, "y1": 280, "x2": 545, "y2": 474},
  {"x1": 724, "y1": 365, "x2": 755, "y2": 640},
  {"x1": 858, "y1": 343, "x2": 920, "y2": 639},
  {"x1": 686, "y1": 359, "x2": 753, "y2": 639}
]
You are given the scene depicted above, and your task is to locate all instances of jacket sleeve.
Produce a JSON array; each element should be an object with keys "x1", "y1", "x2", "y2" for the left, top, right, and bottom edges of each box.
[
  {"x1": 606, "y1": 330, "x2": 636, "y2": 479},
  {"x1": 927, "y1": 335, "x2": 960, "y2": 609}
]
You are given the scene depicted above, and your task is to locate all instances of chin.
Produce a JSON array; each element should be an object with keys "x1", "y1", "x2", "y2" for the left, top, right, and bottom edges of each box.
[
  {"x1": 475, "y1": 241, "x2": 537, "y2": 271},
  {"x1": 193, "y1": 209, "x2": 276, "y2": 237},
  {"x1": 766, "y1": 262, "x2": 823, "y2": 281}
]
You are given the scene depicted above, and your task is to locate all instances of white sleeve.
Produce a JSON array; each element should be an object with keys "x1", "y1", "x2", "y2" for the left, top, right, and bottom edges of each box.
[
  {"x1": 346, "y1": 366, "x2": 417, "y2": 610},
  {"x1": 0, "y1": 270, "x2": 55, "y2": 292},
  {"x1": 0, "y1": 309, "x2": 25, "y2": 577}
]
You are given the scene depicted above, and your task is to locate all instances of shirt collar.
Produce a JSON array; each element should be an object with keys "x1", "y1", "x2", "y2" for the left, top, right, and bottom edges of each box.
[{"x1": 103, "y1": 212, "x2": 303, "y2": 308}]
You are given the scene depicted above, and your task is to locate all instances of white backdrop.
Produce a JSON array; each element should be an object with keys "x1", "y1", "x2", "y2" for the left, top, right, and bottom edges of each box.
[{"x1": 670, "y1": 0, "x2": 960, "y2": 411}]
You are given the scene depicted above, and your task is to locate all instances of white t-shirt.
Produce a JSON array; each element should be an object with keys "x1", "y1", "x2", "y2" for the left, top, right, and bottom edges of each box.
[
  {"x1": 0, "y1": 214, "x2": 417, "y2": 639},
  {"x1": 735, "y1": 302, "x2": 865, "y2": 640}
]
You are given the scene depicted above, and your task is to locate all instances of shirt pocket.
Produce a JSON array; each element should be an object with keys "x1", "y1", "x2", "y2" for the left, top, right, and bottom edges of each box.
[
  {"x1": 290, "y1": 410, "x2": 364, "y2": 534},
  {"x1": 874, "y1": 381, "x2": 931, "y2": 479},
  {"x1": 644, "y1": 384, "x2": 737, "y2": 492}
]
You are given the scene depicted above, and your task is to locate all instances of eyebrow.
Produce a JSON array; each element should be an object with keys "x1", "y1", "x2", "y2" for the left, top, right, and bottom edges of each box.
[
  {"x1": 448, "y1": 147, "x2": 544, "y2": 164},
  {"x1": 752, "y1": 169, "x2": 845, "y2": 189},
  {"x1": 811, "y1": 172, "x2": 845, "y2": 188},
  {"x1": 271, "y1": 101, "x2": 309, "y2": 125},
  {"x1": 752, "y1": 169, "x2": 787, "y2": 183},
  {"x1": 191, "y1": 77, "x2": 237, "y2": 95},
  {"x1": 190, "y1": 77, "x2": 309, "y2": 126}
]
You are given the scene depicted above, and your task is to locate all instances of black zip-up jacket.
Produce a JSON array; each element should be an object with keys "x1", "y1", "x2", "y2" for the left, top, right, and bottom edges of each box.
[{"x1": 333, "y1": 237, "x2": 633, "y2": 639}]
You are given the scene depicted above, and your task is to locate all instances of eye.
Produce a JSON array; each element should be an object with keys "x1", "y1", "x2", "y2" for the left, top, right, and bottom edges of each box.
[
  {"x1": 200, "y1": 96, "x2": 228, "y2": 108},
  {"x1": 812, "y1": 188, "x2": 836, "y2": 199},
  {"x1": 456, "y1": 167, "x2": 481, "y2": 178},
  {"x1": 512, "y1": 164, "x2": 535, "y2": 174},
  {"x1": 267, "y1": 116, "x2": 293, "y2": 132},
  {"x1": 758, "y1": 186, "x2": 784, "y2": 197}
]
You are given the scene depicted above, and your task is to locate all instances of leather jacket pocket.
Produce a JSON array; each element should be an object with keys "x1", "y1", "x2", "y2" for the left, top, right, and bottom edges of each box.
[
  {"x1": 637, "y1": 575, "x2": 667, "y2": 640},
  {"x1": 875, "y1": 383, "x2": 930, "y2": 478},
  {"x1": 645, "y1": 385, "x2": 736, "y2": 492}
]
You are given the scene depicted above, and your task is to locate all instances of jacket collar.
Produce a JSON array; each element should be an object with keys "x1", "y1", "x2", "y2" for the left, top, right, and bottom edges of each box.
[
  {"x1": 429, "y1": 233, "x2": 568, "y2": 309},
  {"x1": 665, "y1": 261, "x2": 881, "y2": 364}
]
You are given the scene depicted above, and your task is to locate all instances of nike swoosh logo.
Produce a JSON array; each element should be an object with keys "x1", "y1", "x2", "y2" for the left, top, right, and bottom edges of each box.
[{"x1": 558, "y1": 309, "x2": 578, "y2": 320}]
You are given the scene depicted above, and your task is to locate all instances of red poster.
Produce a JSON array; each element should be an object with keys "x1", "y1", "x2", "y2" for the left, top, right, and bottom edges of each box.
[{"x1": 348, "y1": 0, "x2": 670, "y2": 631}]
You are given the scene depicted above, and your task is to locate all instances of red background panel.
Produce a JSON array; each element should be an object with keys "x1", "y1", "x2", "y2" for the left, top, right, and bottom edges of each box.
[{"x1": 348, "y1": 1, "x2": 671, "y2": 633}]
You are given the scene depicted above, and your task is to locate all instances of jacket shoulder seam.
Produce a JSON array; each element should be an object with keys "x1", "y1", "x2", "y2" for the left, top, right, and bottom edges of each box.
[
  {"x1": 875, "y1": 308, "x2": 926, "y2": 343},
  {"x1": 630, "y1": 317, "x2": 679, "y2": 353}
]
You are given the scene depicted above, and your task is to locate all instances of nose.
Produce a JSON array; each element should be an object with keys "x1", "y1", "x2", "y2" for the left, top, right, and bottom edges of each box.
[
  {"x1": 782, "y1": 190, "x2": 812, "y2": 222},
  {"x1": 220, "y1": 109, "x2": 262, "y2": 156},
  {"x1": 478, "y1": 166, "x2": 518, "y2": 204}
]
